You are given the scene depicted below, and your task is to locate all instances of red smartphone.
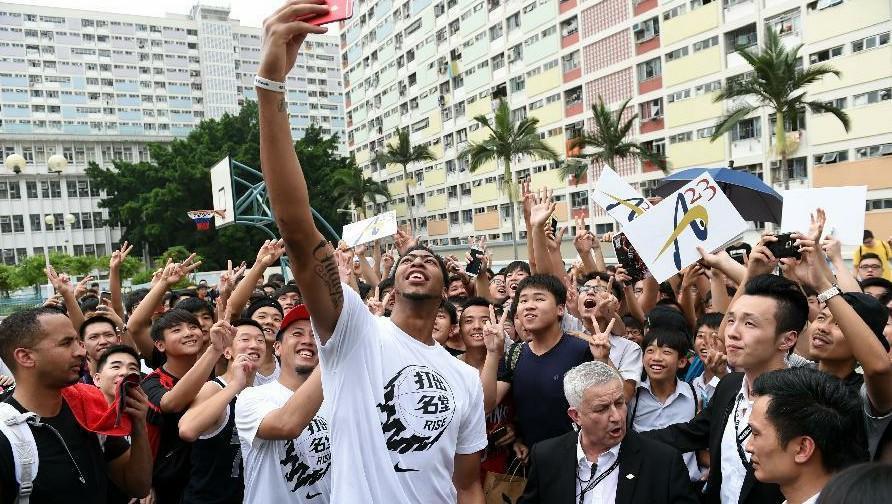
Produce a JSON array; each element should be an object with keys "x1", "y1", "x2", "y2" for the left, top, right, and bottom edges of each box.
[{"x1": 306, "y1": 0, "x2": 354, "y2": 26}]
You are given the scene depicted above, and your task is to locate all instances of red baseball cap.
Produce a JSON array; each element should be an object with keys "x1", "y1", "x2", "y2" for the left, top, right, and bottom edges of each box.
[{"x1": 276, "y1": 304, "x2": 311, "y2": 340}]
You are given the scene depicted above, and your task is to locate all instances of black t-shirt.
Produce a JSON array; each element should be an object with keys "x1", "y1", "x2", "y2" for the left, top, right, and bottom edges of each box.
[
  {"x1": 444, "y1": 345, "x2": 466, "y2": 357},
  {"x1": 142, "y1": 367, "x2": 190, "y2": 504},
  {"x1": 498, "y1": 334, "x2": 592, "y2": 447},
  {"x1": 0, "y1": 397, "x2": 129, "y2": 504},
  {"x1": 182, "y1": 378, "x2": 243, "y2": 504}
]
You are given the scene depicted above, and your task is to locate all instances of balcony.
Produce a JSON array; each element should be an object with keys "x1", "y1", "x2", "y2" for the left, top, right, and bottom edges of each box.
[
  {"x1": 563, "y1": 67, "x2": 581, "y2": 83},
  {"x1": 565, "y1": 100, "x2": 583, "y2": 117},
  {"x1": 636, "y1": 35, "x2": 660, "y2": 55},
  {"x1": 639, "y1": 116, "x2": 664, "y2": 134},
  {"x1": 638, "y1": 76, "x2": 662, "y2": 94}
]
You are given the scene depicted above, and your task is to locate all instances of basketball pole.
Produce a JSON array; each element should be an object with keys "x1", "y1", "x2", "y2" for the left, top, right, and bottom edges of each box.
[{"x1": 225, "y1": 158, "x2": 342, "y2": 281}]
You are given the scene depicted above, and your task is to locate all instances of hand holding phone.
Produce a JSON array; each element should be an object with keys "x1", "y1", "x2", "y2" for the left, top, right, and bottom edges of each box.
[
  {"x1": 305, "y1": 0, "x2": 354, "y2": 26},
  {"x1": 766, "y1": 233, "x2": 801, "y2": 260},
  {"x1": 466, "y1": 248, "x2": 484, "y2": 276}
]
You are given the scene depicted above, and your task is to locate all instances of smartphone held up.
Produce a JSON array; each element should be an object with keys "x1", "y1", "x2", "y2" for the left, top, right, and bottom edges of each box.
[{"x1": 303, "y1": 0, "x2": 354, "y2": 26}]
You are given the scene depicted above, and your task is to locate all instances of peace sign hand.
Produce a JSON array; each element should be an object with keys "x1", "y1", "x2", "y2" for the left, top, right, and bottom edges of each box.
[
  {"x1": 702, "y1": 330, "x2": 728, "y2": 379},
  {"x1": 484, "y1": 304, "x2": 508, "y2": 356},
  {"x1": 587, "y1": 315, "x2": 615, "y2": 363}
]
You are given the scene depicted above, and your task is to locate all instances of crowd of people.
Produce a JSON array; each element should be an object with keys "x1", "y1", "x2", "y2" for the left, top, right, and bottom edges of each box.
[{"x1": 1, "y1": 3, "x2": 891, "y2": 503}]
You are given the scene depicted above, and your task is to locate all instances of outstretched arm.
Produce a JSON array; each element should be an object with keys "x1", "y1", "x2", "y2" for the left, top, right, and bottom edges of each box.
[
  {"x1": 256, "y1": 2, "x2": 341, "y2": 344},
  {"x1": 229, "y1": 240, "x2": 285, "y2": 314}
]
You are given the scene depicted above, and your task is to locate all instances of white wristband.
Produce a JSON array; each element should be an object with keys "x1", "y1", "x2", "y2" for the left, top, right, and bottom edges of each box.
[{"x1": 254, "y1": 75, "x2": 286, "y2": 93}]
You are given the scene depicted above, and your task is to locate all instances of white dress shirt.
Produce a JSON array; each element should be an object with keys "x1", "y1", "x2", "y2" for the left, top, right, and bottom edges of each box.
[
  {"x1": 782, "y1": 493, "x2": 820, "y2": 504},
  {"x1": 692, "y1": 373, "x2": 721, "y2": 408},
  {"x1": 720, "y1": 378, "x2": 753, "y2": 504},
  {"x1": 630, "y1": 378, "x2": 702, "y2": 481},
  {"x1": 575, "y1": 434, "x2": 621, "y2": 504}
]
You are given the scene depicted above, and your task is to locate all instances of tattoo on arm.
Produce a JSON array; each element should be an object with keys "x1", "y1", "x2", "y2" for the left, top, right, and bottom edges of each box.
[
  {"x1": 312, "y1": 240, "x2": 344, "y2": 311},
  {"x1": 277, "y1": 97, "x2": 287, "y2": 114}
]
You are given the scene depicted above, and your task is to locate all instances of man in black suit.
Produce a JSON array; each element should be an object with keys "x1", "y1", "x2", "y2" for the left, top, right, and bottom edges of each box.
[
  {"x1": 643, "y1": 246, "x2": 810, "y2": 504},
  {"x1": 519, "y1": 361, "x2": 697, "y2": 504}
]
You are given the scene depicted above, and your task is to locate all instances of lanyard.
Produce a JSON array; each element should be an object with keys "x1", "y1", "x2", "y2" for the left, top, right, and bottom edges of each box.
[
  {"x1": 576, "y1": 457, "x2": 620, "y2": 504},
  {"x1": 732, "y1": 394, "x2": 753, "y2": 470}
]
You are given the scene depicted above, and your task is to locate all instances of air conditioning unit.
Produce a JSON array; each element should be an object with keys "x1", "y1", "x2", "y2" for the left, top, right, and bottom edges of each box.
[
  {"x1": 438, "y1": 95, "x2": 446, "y2": 106},
  {"x1": 632, "y1": 23, "x2": 643, "y2": 32},
  {"x1": 880, "y1": 144, "x2": 892, "y2": 156},
  {"x1": 508, "y1": 53, "x2": 519, "y2": 62},
  {"x1": 820, "y1": 152, "x2": 838, "y2": 164}
]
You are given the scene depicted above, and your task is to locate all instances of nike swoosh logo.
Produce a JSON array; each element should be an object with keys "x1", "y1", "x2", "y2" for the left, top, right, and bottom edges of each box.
[
  {"x1": 306, "y1": 492, "x2": 322, "y2": 499},
  {"x1": 393, "y1": 463, "x2": 419, "y2": 473}
]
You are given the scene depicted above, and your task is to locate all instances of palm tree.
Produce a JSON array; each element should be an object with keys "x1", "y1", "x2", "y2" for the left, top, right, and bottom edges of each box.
[
  {"x1": 459, "y1": 99, "x2": 560, "y2": 259},
  {"x1": 710, "y1": 27, "x2": 849, "y2": 189},
  {"x1": 373, "y1": 129, "x2": 435, "y2": 233},
  {"x1": 331, "y1": 163, "x2": 391, "y2": 220},
  {"x1": 558, "y1": 96, "x2": 667, "y2": 182}
]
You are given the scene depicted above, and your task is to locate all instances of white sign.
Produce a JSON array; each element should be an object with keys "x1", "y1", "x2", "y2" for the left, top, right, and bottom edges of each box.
[
  {"x1": 780, "y1": 186, "x2": 867, "y2": 245},
  {"x1": 592, "y1": 165, "x2": 653, "y2": 223},
  {"x1": 622, "y1": 173, "x2": 748, "y2": 282},
  {"x1": 341, "y1": 211, "x2": 398, "y2": 247},
  {"x1": 209, "y1": 157, "x2": 235, "y2": 228}
]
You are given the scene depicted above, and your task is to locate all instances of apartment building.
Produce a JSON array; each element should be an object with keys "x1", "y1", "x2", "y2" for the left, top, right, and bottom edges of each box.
[
  {"x1": 341, "y1": 0, "x2": 891, "y2": 252},
  {"x1": 0, "y1": 2, "x2": 345, "y2": 265}
]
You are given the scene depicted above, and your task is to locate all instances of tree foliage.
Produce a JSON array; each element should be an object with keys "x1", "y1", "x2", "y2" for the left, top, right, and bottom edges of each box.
[
  {"x1": 560, "y1": 96, "x2": 667, "y2": 181},
  {"x1": 710, "y1": 28, "x2": 847, "y2": 188},
  {"x1": 87, "y1": 102, "x2": 351, "y2": 269},
  {"x1": 373, "y1": 129, "x2": 436, "y2": 231}
]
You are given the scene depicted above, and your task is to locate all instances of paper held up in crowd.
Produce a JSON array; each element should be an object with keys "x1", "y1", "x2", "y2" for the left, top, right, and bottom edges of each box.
[
  {"x1": 592, "y1": 165, "x2": 653, "y2": 223},
  {"x1": 622, "y1": 172, "x2": 748, "y2": 283},
  {"x1": 780, "y1": 186, "x2": 867, "y2": 245},
  {"x1": 342, "y1": 210, "x2": 398, "y2": 247}
]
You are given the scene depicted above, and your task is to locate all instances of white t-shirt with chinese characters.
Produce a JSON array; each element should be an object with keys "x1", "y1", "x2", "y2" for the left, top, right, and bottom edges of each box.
[
  {"x1": 235, "y1": 381, "x2": 331, "y2": 503},
  {"x1": 313, "y1": 284, "x2": 488, "y2": 503}
]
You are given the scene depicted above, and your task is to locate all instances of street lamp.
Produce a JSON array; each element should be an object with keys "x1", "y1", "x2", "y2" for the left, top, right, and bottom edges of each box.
[
  {"x1": 4, "y1": 153, "x2": 25, "y2": 174},
  {"x1": 47, "y1": 154, "x2": 68, "y2": 173},
  {"x1": 64, "y1": 213, "x2": 76, "y2": 255}
]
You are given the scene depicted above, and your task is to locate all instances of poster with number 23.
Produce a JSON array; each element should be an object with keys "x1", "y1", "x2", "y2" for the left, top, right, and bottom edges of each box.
[{"x1": 621, "y1": 173, "x2": 747, "y2": 283}]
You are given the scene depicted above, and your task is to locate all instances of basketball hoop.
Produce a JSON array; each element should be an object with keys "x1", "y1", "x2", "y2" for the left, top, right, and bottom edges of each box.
[{"x1": 187, "y1": 210, "x2": 225, "y2": 231}]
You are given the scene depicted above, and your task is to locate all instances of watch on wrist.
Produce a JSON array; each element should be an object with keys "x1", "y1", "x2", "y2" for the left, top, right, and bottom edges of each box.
[{"x1": 817, "y1": 284, "x2": 842, "y2": 303}]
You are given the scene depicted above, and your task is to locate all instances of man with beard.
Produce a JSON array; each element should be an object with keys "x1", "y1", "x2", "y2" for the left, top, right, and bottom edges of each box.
[
  {"x1": 235, "y1": 305, "x2": 329, "y2": 503},
  {"x1": 179, "y1": 319, "x2": 267, "y2": 504},
  {"x1": 254, "y1": 4, "x2": 487, "y2": 500},
  {"x1": 0, "y1": 308, "x2": 152, "y2": 503}
]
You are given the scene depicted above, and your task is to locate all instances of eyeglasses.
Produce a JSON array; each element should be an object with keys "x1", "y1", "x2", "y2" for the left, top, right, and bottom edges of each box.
[
  {"x1": 578, "y1": 285, "x2": 607, "y2": 294},
  {"x1": 859, "y1": 264, "x2": 883, "y2": 271}
]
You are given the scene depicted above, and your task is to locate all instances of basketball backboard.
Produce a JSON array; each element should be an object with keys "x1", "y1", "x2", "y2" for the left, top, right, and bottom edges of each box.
[{"x1": 209, "y1": 156, "x2": 235, "y2": 228}]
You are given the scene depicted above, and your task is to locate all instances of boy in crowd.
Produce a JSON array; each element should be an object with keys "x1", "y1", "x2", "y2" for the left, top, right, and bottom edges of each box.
[
  {"x1": 854, "y1": 230, "x2": 892, "y2": 281},
  {"x1": 857, "y1": 253, "x2": 885, "y2": 281},
  {"x1": 688, "y1": 313, "x2": 728, "y2": 407},
  {"x1": 178, "y1": 319, "x2": 267, "y2": 504},
  {"x1": 142, "y1": 308, "x2": 231, "y2": 504},
  {"x1": 235, "y1": 306, "x2": 329, "y2": 503},
  {"x1": 629, "y1": 329, "x2": 702, "y2": 482},
  {"x1": 92, "y1": 344, "x2": 142, "y2": 406},
  {"x1": 243, "y1": 297, "x2": 283, "y2": 385},
  {"x1": 497, "y1": 275, "x2": 600, "y2": 450},
  {"x1": 432, "y1": 300, "x2": 462, "y2": 356},
  {"x1": 80, "y1": 315, "x2": 124, "y2": 384},
  {"x1": 275, "y1": 284, "x2": 302, "y2": 314}
]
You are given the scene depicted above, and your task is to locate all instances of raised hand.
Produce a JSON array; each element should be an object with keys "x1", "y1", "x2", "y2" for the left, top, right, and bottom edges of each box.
[
  {"x1": 209, "y1": 319, "x2": 236, "y2": 354},
  {"x1": 230, "y1": 354, "x2": 257, "y2": 390},
  {"x1": 381, "y1": 251, "x2": 395, "y2": 276},
  {"x1": 594, "y1": 277, "x2": 620, "y2": 319},
  {"x1": 747, "y1": 233, "x2": 780, "y2": 278},
  {"x1": 793, "y1": 210, "x2": 834, "y2": 292},
  {"x1": 546, "y1": 225, "x2": 567, "y2": 253},
  {"x1": 393, "y1": 227, "x2": 417, "y2": 255},
  {"x1": 587, "y1": 315, "x2": 615, "y2": 363},
  {"x1": 821, "y1": 234, "x2": 843, "y2": 263},
  {"x1": 258, "y1": 0, "x2": 330, "y2": 82},
  {"x1": 74, "y1": 275, "x2": 94, "y2": 298},
  {"x1": 483, "y1": 305, "x2": 508, "y2": 356},
  {"x1": 334, "y1": 247, "x2": 355, "y2": 282},
  {"x1": 529, "y1": 188, "x2": 555, "y2": 228},
  {"x1": 45, "y1": 265, "x2": 73, "y2": 297},
  {"x1": 703, "y1": 329, "x2": 728, "y2": 379},
  {"x1": 109, "y1": 241, "x2": 134, "y2": 270},
  {"x1": 573, "y1": 217, "x2": 594, "y2": 254},
  {"x1": 613, "y1": 266, "x2": 631, "y2": 287},
  {"x1": 366, "y1": 286, "x2": 392, "y2": 316},
  {"x1": 256, "y1": 239, "x2": 286, "y2": 267},
  {"x1": 123, "y1": 385, "x2": 150, "y2": 428},
  {"x1": 520, "y1": 178, "x2": 534, "y2": 224}
]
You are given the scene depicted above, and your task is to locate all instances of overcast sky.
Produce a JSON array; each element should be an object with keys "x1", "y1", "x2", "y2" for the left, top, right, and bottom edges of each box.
[{"x1": 20, "y1": 0, "x2": 302, "y2": 28}]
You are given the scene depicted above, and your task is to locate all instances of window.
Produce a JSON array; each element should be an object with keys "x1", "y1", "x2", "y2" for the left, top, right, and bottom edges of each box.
[
  {"x1": 696, "y1": 126, "x2": 716, "y2": 139},
  {"x1": 633, "y1": 17, "x2": 660, "y2": 43},
  {"x1": 570, "y1": 191, "x2": 588, "y2": 208},
  {"x1": 510, "y1": 75, "x2": 525, "y2": 92},
  {"x1": 506, "y1": 12, "x2": 521, "y2": 32},
  {"x1": 768, "y1": 10, "x2": 799, "y2": 36},
  {"x1": 771, "y1": 157, "x2": 807, "y2": 181},
  {"x1": 489, "y1": 23, "x2": 503, "y2": 41},
  {"x1": 856, "y1": 143, "x2": 892, "y2": 159},
  {"x1": 694, "y1": 80, "x2": 722, "y2": 95},
  {"x1": 667, "y1": 88, "x2": 691, "y2": 102},
  {"x1": 693, "y1": 36, "x2": 718, "y2": 52},
  {"x1": 666, "y1": 47, "x2": 689, "y2": 61},
  {"x1": 727, "y1": 25, "x2": 757, "y2": 51},
  {"x1": 636, "y1": 58, "x2": 661, "y2": 81},
  {"x1": 852, "y1": 32, "x2": 890, "y2": 53},
  {"x1": 669, "y1": 132, "x2": 693, "y2": 144},
  {"x1": 29, "y1": 214, "x2": 42, "y2": 231},
  {"x1": 731, "y1": 117, "x2": 760, "y2": 141},
  {"x1": 852, "y1": 88, "x2": 892, "y2": 107},
  {"x1": 818, "y1": 97, "x2": 846, "y2": 111},
  {"x1": 663, "y1": 5, "x2": 687, "y2": 20},
  {"x1": 813, "y1": 150, "x2": 848, "y2": 164},
  {"x1": 809, "y1": 45, "x2": 843, "y2": 63},
  {"x1": 690, "y1": 0, "x2": 714, "y2": 7},
  {"x1": 639, "y1": 98, "x2": 663, "y2": 120}
]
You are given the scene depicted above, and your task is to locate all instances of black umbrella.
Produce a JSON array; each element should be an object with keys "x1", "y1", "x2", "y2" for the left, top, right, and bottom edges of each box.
[{"x1": 653, "y1": 167, "x2": 783, "y2": 223}]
